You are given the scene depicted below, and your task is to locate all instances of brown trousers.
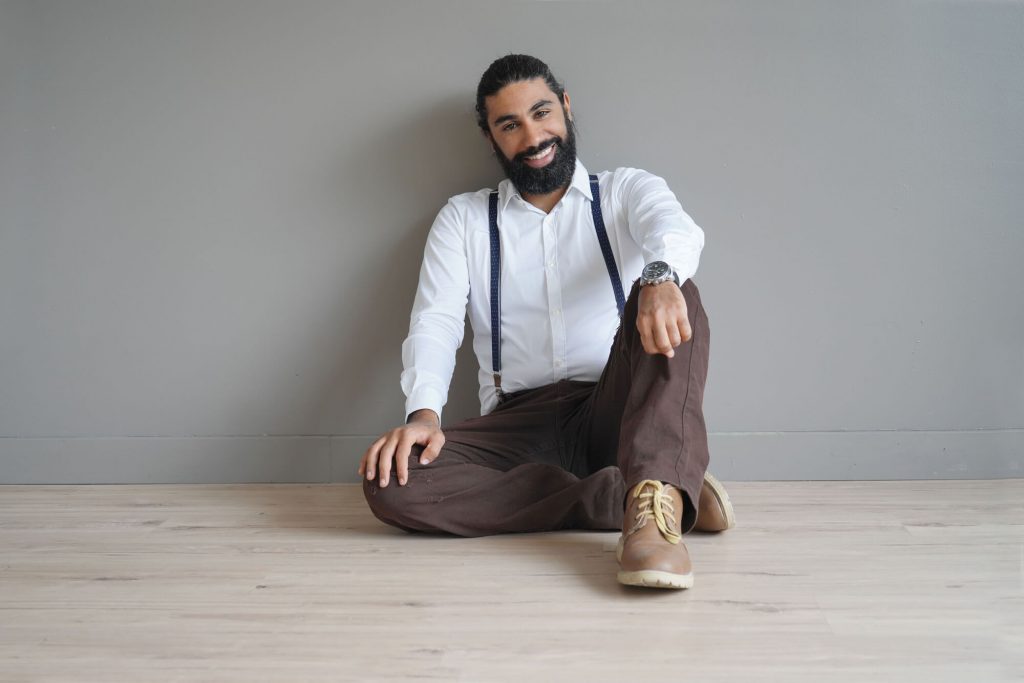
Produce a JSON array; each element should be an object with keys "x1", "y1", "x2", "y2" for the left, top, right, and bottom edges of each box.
[{"x1": 363, "y1": 278, "x2": 710, "y2": 538}]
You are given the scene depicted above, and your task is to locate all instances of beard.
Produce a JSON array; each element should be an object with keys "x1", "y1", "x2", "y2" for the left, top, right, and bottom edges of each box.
[{"x1": 492, "y1": 116, "x2": 577, "y2": 196}]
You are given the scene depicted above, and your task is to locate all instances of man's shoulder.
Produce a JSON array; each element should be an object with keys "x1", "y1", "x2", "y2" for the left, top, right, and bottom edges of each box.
[
  {"x1": 600, "y1": 166, "x2": 659, "y2": 182},
  {"x1": 445, "y1": 185, "x2": 496, "y2": 210},
  {"x1": 430, "y1": 182, "x2": 504, "y2": 231},
  {"x1": 425, "y1": 187, "x2": 497, "y2": 240},
  {"x1": 596, "y1": 166, "x2": 670, "y2": 200}
]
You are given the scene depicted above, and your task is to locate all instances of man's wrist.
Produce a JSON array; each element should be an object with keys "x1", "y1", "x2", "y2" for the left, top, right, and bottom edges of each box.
[
  {"x1": 640, "y1": 260, "x2": 681, "y2": 288},
  {"x1": 406, "y1": 408, "x2": 440, "y2": 428}
]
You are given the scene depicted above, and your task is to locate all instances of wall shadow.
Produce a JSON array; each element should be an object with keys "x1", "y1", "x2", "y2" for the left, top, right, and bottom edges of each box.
[{"x1": 306, "y1": 94, "x2": 503, "y2": 438}]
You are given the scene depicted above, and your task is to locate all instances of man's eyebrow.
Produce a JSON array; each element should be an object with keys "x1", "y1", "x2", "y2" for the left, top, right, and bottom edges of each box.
[{"x1": 492, "y1": 99, "x2": 555, "y2": 127}]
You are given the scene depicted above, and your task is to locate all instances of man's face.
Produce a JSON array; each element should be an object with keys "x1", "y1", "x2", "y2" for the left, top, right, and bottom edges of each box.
[{"x1": 484, "y1": 78, "x2": 577, "y2": 196}]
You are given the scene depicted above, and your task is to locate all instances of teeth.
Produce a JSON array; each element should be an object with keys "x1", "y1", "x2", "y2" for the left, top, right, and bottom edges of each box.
[{"x1": 527, "y1": 146, "x2": 554, "y2": 160}]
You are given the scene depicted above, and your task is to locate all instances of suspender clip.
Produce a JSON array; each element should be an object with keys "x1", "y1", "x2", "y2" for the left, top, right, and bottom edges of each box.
[{"x1": 493, "y1": 372, "x2": 507, "y2": 403}]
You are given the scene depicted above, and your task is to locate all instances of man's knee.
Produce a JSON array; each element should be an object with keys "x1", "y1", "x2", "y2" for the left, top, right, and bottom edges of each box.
[
  {"x1": 361, "y1": 446, "x2": 433, "y2": 533},
  {"x1": 362, "y1": 474, "x2": 422, "y2": 533},
  {"x1": 681, "y1": 279, "x2": 709, "y2": 345},
  {"x1": 681, "y1": 277, "x2": 702, "y2": 312}
]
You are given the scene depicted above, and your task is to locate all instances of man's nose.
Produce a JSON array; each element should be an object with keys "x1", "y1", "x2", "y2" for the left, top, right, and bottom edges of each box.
[{"x1": 521, "y1": 120, "x2": 548, "y2": 151}]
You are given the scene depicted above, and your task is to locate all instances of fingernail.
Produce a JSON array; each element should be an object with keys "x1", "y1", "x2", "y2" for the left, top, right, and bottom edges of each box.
[
  {"x1": 366, "y1": 471, "x2": 373, "y2": 479},
  {"x1": 421, "y1": 458, "x2": 431, "y2": 465},
  {"x1": 400, "y1": 477, "x2": 406, "y2": 485}
]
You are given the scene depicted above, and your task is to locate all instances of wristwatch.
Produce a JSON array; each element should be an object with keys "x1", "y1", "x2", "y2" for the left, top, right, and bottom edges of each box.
[{"x1": 640, "y1": 260, "x2": 681, "y2": 288}]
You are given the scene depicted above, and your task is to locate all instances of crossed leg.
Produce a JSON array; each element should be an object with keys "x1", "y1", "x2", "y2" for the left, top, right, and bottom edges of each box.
[
  {"x1": 362, "y1": 278, "x2": 710, "y2": 538},
  {"x1": 362, "y1": 383, "x2": 626, "y2": 537}
]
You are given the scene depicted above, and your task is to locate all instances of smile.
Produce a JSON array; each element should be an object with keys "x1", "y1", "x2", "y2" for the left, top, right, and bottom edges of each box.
[{"x1": 523, "y1": 144, "x2": 556, "y2": 168}]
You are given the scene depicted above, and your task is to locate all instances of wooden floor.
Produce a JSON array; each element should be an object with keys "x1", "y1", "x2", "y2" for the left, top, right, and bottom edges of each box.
[{"x1": 0, "y1": 480, "x2": 1021, "y2": 682}]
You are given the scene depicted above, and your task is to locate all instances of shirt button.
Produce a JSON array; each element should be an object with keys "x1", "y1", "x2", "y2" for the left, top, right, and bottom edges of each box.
[{"x1": 553, "y1": 307, "x2": 561, "y2": 316}]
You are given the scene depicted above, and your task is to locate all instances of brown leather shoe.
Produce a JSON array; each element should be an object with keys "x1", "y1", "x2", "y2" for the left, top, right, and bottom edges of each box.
[
  {"x1": 616, "y1": 479, "x2": 694, "y2": 589},
  {"x1": 692, "y1": 472, "x2": 736, "y2": 533}
]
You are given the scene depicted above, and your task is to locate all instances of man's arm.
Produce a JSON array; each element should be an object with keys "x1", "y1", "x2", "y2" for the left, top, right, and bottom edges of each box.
[
  {"x1": 399, "y1": 200, "x2": 471, "y2": 424},
  {"x1": 358, "y1": 201, "x2": 469, "y2": 488},
  {"x1": 613, "y1": 167, "x2": 705, "y2": 283},
  {"x1": 612, "y1": 168, "x2": 705, "y2": 357}
]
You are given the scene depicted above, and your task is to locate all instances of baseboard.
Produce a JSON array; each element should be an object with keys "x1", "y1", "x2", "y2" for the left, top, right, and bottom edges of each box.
[
  {"x1": 0, "y1": 430, "x2": 1019, "y2": 484},
  {"x1": 705, "y1": 429, "x2": 1022, "y2": 479}
]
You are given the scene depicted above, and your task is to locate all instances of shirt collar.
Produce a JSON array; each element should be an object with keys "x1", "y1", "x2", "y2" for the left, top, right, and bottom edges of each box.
[{"x1": 498, "y1": 158, "x2": 593, "y2": 213}]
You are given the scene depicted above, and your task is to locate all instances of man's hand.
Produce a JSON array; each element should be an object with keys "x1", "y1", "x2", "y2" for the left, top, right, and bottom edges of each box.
[
  {"x1": 636, "y1": 282, "x2": 691, "y2": 358},
  {"x1": 358, "y1": 409, "x2": 444, "y2": 488}
]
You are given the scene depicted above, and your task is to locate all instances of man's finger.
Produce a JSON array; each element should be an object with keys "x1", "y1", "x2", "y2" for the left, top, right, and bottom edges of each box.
[
  {"x1": 395, "y1": 434, "x2": 418, "y2": 485},
  {"x1": 361, "y1": 436, "x2": 386, "y2": 479},
  {"x1": 673, "y1": 294, "x2": 692, "y2": 342},
  {"x1": 652, "y1": 319, "x2": 675, "y2": 357},
  {"x1": 378, "y1": 435, "x2": 400, "y2": 487},
  {"x1": 421, "y1": 432, "x2": 445, "y2": 464},
  {"x1": 359, "y1": 437, "x2": 382, "y2": 476},
  {"x1": 677, "y1": 314, "x2": 693, "y2": 343},
  {"x1": 668, "y1": 324, "x2": 682, "y2": 349},
  {"x1": 394, "y1": 451, "x2": 410, "y2": 486}
]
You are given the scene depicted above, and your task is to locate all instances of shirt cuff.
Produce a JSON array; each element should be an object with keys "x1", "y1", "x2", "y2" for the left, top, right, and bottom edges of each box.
[
  {"x1": 662, "y1": 257, "x2": 699, "y2": 285},
  {"x1": 404, "y1": 387, "x2": 445, "y2": 425}
]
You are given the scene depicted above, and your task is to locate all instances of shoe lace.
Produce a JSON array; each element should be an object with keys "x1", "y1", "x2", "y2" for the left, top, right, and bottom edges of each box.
[{"x1": 626, "y1": 479, "x2": 681, "y2": 545}]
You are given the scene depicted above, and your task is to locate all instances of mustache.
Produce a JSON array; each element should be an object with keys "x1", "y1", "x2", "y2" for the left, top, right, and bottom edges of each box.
[{"x1": 514, "y1": 138, "x2": 561, "y2": 163}]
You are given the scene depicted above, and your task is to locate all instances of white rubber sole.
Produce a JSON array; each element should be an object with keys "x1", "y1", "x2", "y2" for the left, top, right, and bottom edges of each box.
[
  {"x1": 615, "y1": 535, "x2": 694, "y2": 589},
  {"x1": 702, "y1": 472, "x2": 736, "y2": 530},
  {"x1": 617, "y1": 568, "x2": 694, "y2": 589}
]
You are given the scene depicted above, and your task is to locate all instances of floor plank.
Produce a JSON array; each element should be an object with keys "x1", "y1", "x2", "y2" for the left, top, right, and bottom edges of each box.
[{"x1": 0, "y1": 481, "x2": 1021, "y2": 682}]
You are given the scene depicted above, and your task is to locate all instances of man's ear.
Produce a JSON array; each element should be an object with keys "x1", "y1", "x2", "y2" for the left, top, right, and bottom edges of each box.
[{"x1": 563, "y1": 92, "x2": 572, "y2": 122}]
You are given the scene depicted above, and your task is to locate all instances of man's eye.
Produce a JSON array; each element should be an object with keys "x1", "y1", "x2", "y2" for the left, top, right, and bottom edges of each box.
[
  {"x1": 536, "y1": 110, "x2": 550, "y2": 118},
  {"x1": 503, "y1": 122, "x2": 518, "y2": 131}
]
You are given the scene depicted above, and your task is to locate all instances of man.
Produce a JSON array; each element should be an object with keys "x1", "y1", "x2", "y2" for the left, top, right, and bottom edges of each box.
[{"x1": 358, "y1": 54, "x2": 735, "y2": 590}]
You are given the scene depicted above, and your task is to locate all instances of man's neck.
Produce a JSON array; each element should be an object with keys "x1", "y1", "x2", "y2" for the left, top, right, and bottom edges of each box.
[{"x1": 521, "y1": 183, "x2": 569, "y2": 214}]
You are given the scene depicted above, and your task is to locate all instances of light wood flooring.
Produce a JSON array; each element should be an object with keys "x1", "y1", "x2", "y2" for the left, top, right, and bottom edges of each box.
[{"x1": 1, "y1": 480, "x2": 1022, "y2": 682}]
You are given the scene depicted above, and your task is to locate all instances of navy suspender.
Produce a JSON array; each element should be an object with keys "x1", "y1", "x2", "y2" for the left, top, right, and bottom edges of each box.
[
  {"x1": 487, "y1": 190, "x2": 503, "y2": 396},
  {"x1": 487, "y1": 174, "x2": 625, "y2": 401},
  {"x1": 589, "y1": 175, "x2": 627, "y2": 317}
]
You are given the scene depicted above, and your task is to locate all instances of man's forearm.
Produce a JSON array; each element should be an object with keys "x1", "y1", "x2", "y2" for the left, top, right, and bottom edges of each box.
[
  {"x1": 406, "y1": 408, "x2": 440, "y2": 428},
  {"x1": 620, "y1": 169, "x2": 704, "y2": 281}
]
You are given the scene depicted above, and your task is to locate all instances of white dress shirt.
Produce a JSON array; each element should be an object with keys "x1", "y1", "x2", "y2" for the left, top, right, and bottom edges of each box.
[{"x1": 400, "y1": 158, "x2": 705, "y2": 421}]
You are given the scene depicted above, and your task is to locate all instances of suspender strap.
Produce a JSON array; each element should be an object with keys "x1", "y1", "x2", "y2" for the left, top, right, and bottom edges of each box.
[
  {"x1": 488, "y1": 176, "x2": 625, "y2": 400},
  {"x1": 588, "y1": 174, "x2": 626, "y2": 317},
  {"x1": 487, "y1": 190, "x2": 503, "y2": 397}
]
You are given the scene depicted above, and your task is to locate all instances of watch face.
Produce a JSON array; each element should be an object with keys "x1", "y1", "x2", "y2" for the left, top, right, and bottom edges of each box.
[{"x1": 643, "y1": 261, "x2": 669, "y2": 279}]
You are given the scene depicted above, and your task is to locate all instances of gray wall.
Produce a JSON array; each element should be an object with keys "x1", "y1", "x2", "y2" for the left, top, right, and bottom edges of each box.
[{"x1": 1, "y1": 0, "x2": 1021, "y2": 483}]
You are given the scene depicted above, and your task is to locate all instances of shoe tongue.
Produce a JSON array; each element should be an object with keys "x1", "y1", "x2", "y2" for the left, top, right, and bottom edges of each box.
[{"x1": 634, "y1": 479, "x2": 665, "y2": 496}]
